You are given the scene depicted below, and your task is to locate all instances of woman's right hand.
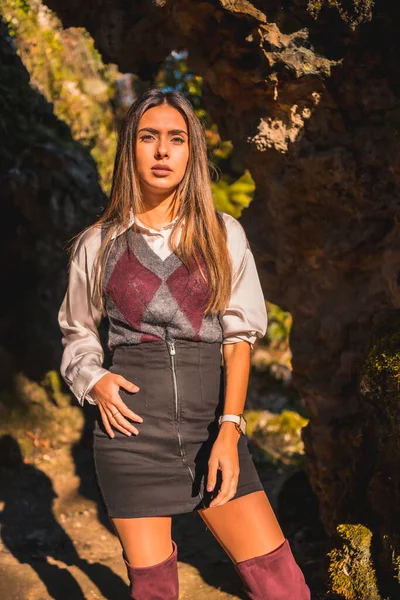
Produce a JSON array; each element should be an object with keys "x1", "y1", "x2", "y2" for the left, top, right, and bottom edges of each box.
[{"x1": 91, "y1": 373, "x2": 143, "y2": 438}]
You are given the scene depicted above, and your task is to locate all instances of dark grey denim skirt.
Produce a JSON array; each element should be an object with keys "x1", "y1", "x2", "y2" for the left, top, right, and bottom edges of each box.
[{"x1": 92, "y1": 340, "x2": 263, "y2": 518}]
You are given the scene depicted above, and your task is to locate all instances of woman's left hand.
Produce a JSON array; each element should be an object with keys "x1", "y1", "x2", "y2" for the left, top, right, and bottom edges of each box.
[{"x1": 207, "y1": 423, "x2": 240, "y2": 508}]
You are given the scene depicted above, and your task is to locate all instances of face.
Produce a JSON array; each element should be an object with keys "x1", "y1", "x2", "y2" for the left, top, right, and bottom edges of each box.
[{"x1": 135, "y1": 104, "x2": 189, "y2": 197}]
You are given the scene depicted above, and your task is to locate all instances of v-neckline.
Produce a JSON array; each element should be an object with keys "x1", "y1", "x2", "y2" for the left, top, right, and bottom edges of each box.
[{"x1": 130, "y1": 228, "x2": 179, "y2": 267}]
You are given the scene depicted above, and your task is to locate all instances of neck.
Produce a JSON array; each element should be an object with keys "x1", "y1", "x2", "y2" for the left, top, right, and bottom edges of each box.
[{"x1": 137, "y1": 192, "x2": 180, "y2": 230}]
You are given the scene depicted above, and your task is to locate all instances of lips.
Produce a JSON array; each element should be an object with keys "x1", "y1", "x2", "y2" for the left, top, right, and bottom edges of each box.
[{"x1": 151, "y1": 164, "x2": 172, "y2": 173}]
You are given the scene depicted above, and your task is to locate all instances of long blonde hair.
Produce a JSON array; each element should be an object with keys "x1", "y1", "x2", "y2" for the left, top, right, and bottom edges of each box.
[{"x1": 70, "y1": 88, "x2": 232, "y2": 315}]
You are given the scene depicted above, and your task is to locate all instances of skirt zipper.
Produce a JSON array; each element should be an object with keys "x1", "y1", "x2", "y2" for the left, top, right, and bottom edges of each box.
[{"x1": 166, "y1": 340, "x2": 205, "y2": 508}]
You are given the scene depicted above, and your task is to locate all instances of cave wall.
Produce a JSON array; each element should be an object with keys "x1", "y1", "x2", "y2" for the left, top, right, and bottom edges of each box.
[
  {"x1": 6, "y1": 0, "x2": 400, "y2": 590},
  {"x1": 0, "y1": 19, "x2": 106, "y2": 379}
]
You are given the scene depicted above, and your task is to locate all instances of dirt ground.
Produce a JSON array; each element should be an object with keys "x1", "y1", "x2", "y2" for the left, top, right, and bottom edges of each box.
[
  {"x1": 0, "y1": 433, "x2": 244, "y2": 600},
  {"x1": 0, "y1": 359, "x2": 329, "y2": 600},
  {"x1": 0, "y1": 431, "x2": 328, "y2": 600}
]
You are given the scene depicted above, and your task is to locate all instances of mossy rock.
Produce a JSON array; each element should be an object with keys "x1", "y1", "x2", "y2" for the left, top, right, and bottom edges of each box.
[
  {"x1": 1, "y1": 0, "x2": 119, "y2": 194},
  {"x1": 0, "y1": 370, "x2": 83, "y2": 464},
  {"x1": 328, "y1": 524, "x2": 381, "y2": 600},
  {"x1": 245, "y1": 409, "x2": 308, "y2": 466},
  {"x1": 306, "y1": 0, "x2": 375, "y2": 28},
  {"x1": 393, "y1": 554, "x2": 400, "y2": 584},
  {"x1": 360, "y1": 330, "x2": 400, "y2": 396}
]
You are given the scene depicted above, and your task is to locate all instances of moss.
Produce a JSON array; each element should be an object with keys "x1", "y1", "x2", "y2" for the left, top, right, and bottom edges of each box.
[
  {"x1": 245, "y1": 409, "x2": 308, "y2": 466},
  {"x1": 40, "y1": 370, "x2": 71, "y2": 408},
  {"x1": 307, "y1": 0, "x2": 375, "y2": 28},
  {"x1": 328, "y1": 524, "x2": 381, "y2": 599},
  {"x1": 243, "y1": 409, "x2": 261, "y2": 437},
  {"x1": 0, "y1": 0, "x2": 119, "y2": 193},
  {"x1": 0, "y1": 370, "x2": 83, "y2": 463},
  {"x1": 393, "y1": 555, "x2": 400, "y2": 584},
  {"x1": 361, "y1": 331, "x2": 400, "y2": 395}
]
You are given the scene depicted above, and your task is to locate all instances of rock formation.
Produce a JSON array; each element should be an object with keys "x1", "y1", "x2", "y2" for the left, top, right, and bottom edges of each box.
[
  {"x1": 0, "y1": 19, "x2": 106, "y2": 378},
  {"x1": 3, "y1": 0, "x2": 400, "y2": 593}
]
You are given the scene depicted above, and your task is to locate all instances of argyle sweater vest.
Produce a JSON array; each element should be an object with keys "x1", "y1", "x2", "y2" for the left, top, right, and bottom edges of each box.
[{"x1": 102, "y1": 228, "x2": 223, "y2": 350}]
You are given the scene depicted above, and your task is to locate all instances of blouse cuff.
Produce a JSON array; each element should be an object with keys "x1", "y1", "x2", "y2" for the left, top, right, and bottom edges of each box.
[
  {"x1": 222, "y1": 332, "x2": 258, "y2": 349},
  {"x1": 71, "y1": 365, "x2": 110, "y2": 406}
]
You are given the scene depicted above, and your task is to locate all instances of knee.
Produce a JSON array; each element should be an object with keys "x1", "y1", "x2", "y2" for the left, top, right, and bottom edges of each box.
[
  {"x1": 123, "y1": 540, "x2": 179, "y2": 600},
  {"x1": 234, "y1": 539, "x2": 310, "y2": 600}
]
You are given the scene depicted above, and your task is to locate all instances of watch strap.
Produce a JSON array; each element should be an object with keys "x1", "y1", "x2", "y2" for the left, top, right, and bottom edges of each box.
[
  {"x1": 219, "y1": 414, "x2": 240, "y2": 425},
  {"x1": 218, "y1": 413, "x2": 246, "y2": 435}
]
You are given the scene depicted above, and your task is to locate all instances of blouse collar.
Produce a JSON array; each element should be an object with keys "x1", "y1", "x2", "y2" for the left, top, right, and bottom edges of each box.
[
  {"x1": 111, "y1": 209, "x2": 181, "y2": 239},
  {"x1": 133, "y1": 213, "x2": 180, "y2": 234}
]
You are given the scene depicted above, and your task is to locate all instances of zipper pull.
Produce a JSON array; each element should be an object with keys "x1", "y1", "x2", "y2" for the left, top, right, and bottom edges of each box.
[{"x1": 167, "y1": 340, "x2": 176, "y2": 355}]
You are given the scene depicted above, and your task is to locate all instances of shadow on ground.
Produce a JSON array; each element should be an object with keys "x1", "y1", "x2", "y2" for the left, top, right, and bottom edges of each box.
[{"x1": 0, "y1": 408, "x2": 328, "y2": 600}]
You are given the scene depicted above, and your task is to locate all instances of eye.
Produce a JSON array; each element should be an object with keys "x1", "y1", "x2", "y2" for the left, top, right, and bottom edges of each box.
[
  {"x1": 140, "y1": 134, "x2": 155, "y2": 141},
  {"x1": 171, "y1": 137, "x2": 185, "y2": 144}
]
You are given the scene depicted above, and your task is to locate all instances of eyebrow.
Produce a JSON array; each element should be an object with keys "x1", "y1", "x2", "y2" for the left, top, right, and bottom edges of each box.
[{"x1": 137, "y1": 127, "x2": 188, "y2": 136}]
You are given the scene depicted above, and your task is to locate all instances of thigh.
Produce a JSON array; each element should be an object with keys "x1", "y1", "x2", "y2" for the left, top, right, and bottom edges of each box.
[
  {"x1": 198, "y1": 490, "x2": 285, "y2": 564},
  {"x1": 111, "y1": 515, "x2": 173, "y2": 567}
]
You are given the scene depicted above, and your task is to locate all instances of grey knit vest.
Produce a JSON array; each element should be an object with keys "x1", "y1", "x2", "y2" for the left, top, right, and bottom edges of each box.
[{"x1": 102, "y1": 228, "x2": 223, "y2": 351}]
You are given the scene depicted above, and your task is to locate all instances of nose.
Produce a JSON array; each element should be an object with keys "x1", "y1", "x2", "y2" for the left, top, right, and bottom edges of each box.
[{"x1": 155, "y1": 138, "x2": 169, "y2": 159}]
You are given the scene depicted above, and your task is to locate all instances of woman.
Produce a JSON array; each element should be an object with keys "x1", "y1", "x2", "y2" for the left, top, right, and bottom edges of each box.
[{"x1": 58, "y1": 88, "x2": 310, "y2": 600}]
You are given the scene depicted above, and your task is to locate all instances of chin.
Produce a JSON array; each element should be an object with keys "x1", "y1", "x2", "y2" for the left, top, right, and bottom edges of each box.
[{"x1": 145, "y1": 180, "x2": 178, "y2": 193}]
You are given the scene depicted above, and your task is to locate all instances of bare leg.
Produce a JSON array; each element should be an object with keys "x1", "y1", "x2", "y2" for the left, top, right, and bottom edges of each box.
[
  {"x1": 110, "y1": 515, "x2": 179, "y2": 599},
  {"x1": 198, "y1": 490, "x2": 310, "y2": 599},
  {"x1": 111, "y1": 515, "x2": 173, "y2": 567},
  {"x1": 198, "y1": 490, "x2": 285, "y2": 563}
]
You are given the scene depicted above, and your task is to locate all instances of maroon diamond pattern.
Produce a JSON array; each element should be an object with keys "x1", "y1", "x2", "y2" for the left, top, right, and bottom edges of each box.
[
  {"x1": 106, "y1": 248, "x2": 162, "y2": 333},
  {"x1": 166, "y1": 257, "x2": 210, "y2": 337},
  {"x1": 103, "y1": 233, "x2": 221, "y2": 348}
]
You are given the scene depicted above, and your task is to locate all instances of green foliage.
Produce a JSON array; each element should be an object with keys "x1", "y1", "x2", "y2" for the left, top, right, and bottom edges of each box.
[
  {"x1": 328, "y1": 524, "x2": 381, "y2": 599},
  {"x1": 245, "y1": 409, "x2": 308, "y2": 466},
  {"x1": 307, "y1": 0, "x2": 375, "y2": 28},
  {"x1": 156, "y1": 51, "x2": 205, "y2": 116},
  {"x1": 2, "y1": 3, "x2": 255, "y2": 214},
  {"x1": 0, "y1": 0, "x2": 119, "y2": 193},
  {"x1": 266, "y1": 301, "x2": 293, "y2": 347},
  {"x1": 212, "y1": 170, "x2": 255, "y2": 218}
]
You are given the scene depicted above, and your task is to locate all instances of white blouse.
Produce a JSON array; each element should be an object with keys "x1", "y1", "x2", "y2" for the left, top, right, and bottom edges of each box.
[{"x1": 58, "y1": 211, "x2": 267, "y2": 406}]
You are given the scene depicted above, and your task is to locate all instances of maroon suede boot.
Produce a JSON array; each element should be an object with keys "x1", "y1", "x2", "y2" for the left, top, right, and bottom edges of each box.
[
  {"x1": 234, "y1": 539, "x2": 310, "y2": 600},
  {"x1": 122, "y1": 540, "x2": 179, "y2": 600}
]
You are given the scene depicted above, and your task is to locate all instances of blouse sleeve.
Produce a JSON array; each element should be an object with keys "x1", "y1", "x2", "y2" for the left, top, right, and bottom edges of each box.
[
  {"x1": 219, "y1": 214, "x2": 268, "y2": 348},
  {"x1": 58, "y1": 227, "x2": 110, "y2": 406}
]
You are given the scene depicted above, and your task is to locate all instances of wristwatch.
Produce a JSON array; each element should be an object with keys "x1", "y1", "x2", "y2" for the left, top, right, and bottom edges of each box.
[{"x1": 218, "y1": 413, "x2": 247, "y2": 436}]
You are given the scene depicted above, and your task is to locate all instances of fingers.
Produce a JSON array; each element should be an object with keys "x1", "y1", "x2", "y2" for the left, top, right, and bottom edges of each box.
[
  {"x1": 117, "y1": 375, "x2": 140, "y2": 393},
  {"x1": 98, "y1": 403, "x2": 115, "y2": 439},
  {"x1": 96, "y1": 374, "x2": 143, "y2": 438},
  {"x1": 207, "y1": 458, "x2": 218, "y2": 494},
  {"x1": 112, "y1": 377, "x2": 143, "y2": 434},
  {"x1": 208, "y1": 462, "x2": 239, "y2": 508},
  {"x1": 116, "y1": 402, "x2": 144, "y2": 427},
  {"x1": 108, "y1": 406, "x2": 140, "y2": 436},
  {"x1": 99, "y1": 402, "x2": 142, "y2": 438}
]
